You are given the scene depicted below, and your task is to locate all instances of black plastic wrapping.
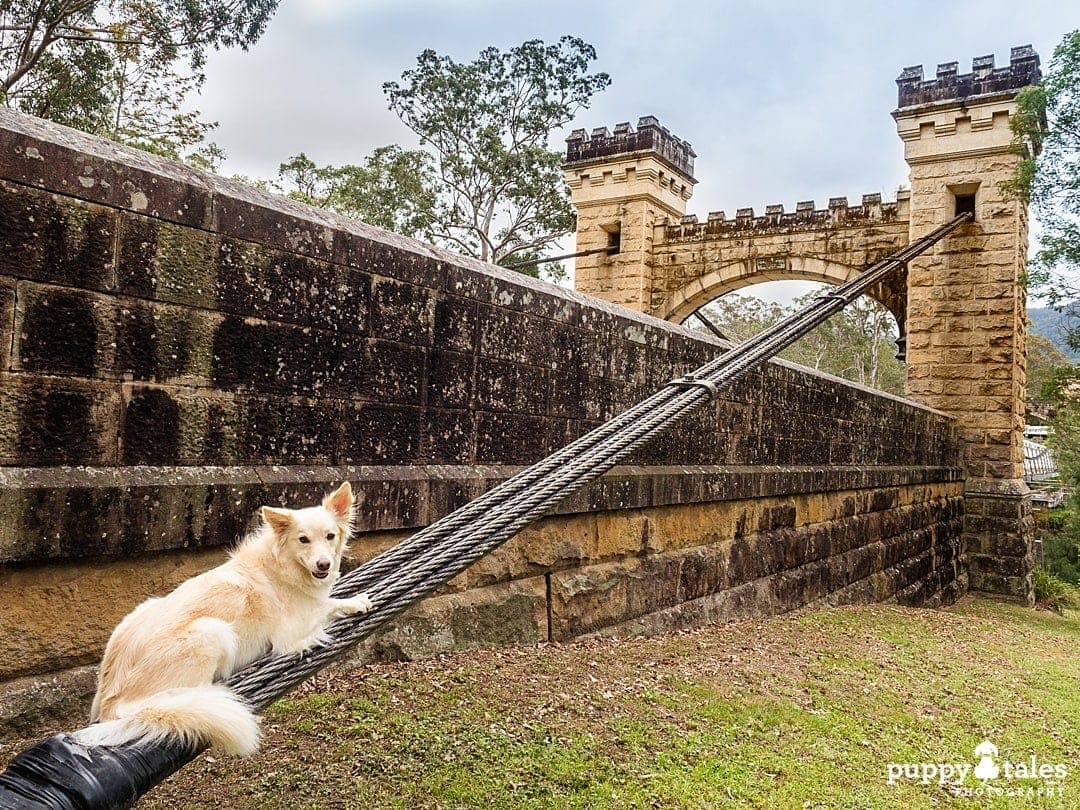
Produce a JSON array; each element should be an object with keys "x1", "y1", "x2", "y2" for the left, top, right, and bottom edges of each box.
[{"x1": 0, "y1": 734, "x2": 198, "y2": 809}]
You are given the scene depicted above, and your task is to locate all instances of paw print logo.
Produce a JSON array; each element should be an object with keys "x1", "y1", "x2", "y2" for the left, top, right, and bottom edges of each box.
[{"x1": 973, "y1": 740, "x2": 1000, "y2": 781}]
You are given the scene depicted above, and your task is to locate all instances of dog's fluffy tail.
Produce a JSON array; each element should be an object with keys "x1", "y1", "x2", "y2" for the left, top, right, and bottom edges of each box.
[{"x1": 73, "y1": 684, "x2": 260, "y2": 756}]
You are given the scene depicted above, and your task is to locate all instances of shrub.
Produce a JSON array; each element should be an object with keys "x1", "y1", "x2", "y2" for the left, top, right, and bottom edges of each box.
[{"x1": 1034, "y1": 567, "x2": 1080, "y2": 614}]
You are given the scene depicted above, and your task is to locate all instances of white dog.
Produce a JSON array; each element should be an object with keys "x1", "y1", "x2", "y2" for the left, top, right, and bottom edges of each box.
[{"x1": 74, "y1": 482, "x2": 373, "y2": 755}]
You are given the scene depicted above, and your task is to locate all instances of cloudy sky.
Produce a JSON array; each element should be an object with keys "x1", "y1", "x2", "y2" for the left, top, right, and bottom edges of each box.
[{"x1": 196, "y1": 0, "x2": 1074, "y2": 302}]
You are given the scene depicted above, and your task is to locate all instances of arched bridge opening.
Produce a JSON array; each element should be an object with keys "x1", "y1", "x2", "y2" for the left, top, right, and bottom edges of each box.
[{"x1": 661, "y1": 255, "x2": 907, "y2": 356}]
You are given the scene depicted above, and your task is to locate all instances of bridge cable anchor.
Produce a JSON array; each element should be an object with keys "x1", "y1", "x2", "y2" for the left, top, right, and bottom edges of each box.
[{"x1": 666, "y1": 375, "x2": 720, "y2": 400}]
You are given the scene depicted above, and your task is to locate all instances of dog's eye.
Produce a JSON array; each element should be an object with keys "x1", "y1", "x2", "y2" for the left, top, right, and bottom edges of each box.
[
  {"x1": 326, "y1": 532, "x2": 335, "y2": 540},
  {"x1": 298, "y1": 535, "x2": 310, "y2": 544}
]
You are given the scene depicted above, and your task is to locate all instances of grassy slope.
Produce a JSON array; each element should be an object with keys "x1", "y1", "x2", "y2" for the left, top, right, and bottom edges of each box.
[{"x1": 13, "y1": 596, "x2": 1080, "y2": 809}]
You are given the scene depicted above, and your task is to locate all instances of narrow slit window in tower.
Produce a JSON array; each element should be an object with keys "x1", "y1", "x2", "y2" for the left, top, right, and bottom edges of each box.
[
  {"x1": 955, "y1": 193, "x2": 976, "y2": 218},
  {"x1": 604, "y1": 224, "x2": 621, "y2": 255}
]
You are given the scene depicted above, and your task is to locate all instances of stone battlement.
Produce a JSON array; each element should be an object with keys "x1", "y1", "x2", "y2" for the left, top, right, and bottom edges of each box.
[
  {"x1": 665, "y1": 193, "x2": 904, "y2": 240},
  {"x1": 566, "y1": 116, "x2": 696, "y2": 180},
  {"x1": 896, "y1": 45, "x2": 1040, "y2": 108}
]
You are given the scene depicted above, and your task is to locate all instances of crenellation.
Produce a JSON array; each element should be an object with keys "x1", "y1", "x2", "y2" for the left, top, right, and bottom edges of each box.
[
  {"x1": 665, "y1": 195, "x2": 902, "y2": 241},
  {"x1": 565, "y1": 116, "x2": 696, "y2": 180},
  {"x1": 937, "y1": 61, "x2": 959, "y2": 80},
  {"x1": 896, "y1": 44, "x2": 1040, "y2": 108},
  {"x1": 972, "y1": 55, "x2": 995, "y2": 78}
]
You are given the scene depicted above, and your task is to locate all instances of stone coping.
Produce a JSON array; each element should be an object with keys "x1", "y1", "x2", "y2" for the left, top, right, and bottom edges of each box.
[{"x1": 0, "y1": 463, "x2": 964, "y2": 565}]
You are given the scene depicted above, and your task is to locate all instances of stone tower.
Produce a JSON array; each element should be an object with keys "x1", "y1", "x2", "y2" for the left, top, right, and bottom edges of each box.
[
  {"x1": 895, "y1": 46, "x2": 1041, "y2": 604},
  {"x1": 563, "y1": 117, "x2": 696, "y2": 312}
]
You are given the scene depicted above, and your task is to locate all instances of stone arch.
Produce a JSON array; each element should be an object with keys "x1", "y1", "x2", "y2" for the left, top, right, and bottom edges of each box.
[{"x1": 660, "y1": 256, "x2": 904, "y2": 329}]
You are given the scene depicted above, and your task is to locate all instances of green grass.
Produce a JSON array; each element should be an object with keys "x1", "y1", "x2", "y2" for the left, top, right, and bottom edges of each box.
[{"x1": 138, "y1": 597, "x2": 1079, "y2": 809}]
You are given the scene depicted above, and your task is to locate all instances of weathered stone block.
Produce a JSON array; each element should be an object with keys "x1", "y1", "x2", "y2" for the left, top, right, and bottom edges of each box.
[
  {"x1": 474, "y1": 356, "x2": 550, "y2": 416},
  {"x1": 774, "y1": 559, "x2": 829, "y2": 608},
  {"x1": 215, "y1": 237, "x2": 369, "y2": 333},
  {"x1": 12, "y1": 283, "x2": 111, "y2": 377},
  {"x1": 334, "y1": 230, "x2": 444, "y2": 290},
  {"x1": 464, "y1": 514, "x2": 594, "y2": 588},
  {"x1": 475, "y1": 412, "x2": 559, "y2": 464},
  {"x1": 419, "y1": 408, "x2": 474, "y2": 464},
  {"x1": 476, "y1": 305, "x2": 552, "y2": 364},
  {"x1": 0, "y1": 664, "x2": 97, "y2": 739},
  {"x1": 210, "y1": 176, "x2": 334, "y2": 261},
  {"x1": 369, "y1": 277, "x2": 435, "y2": 346},
  {"x1": 626, "y1": 553, "x2": 683, "y2": 616},
  {"x1": 549, "y1": 559, "x2": 634, "y2": 640},
  {"x1": 593, "y1": 510, "x2": 651, "y2": 559},
  {"x1": 0, "y1": 545, "x2": 226, "y2": 678},
  {"x1": 359, "y1": 576, "x2": 547, "y2": 662},
  {"x1": 118, "y1": 302, "x2": 217, "y2": 384},
  {"x1": 339, "y1": 403, "x2": 422, "y2": 465},
  {"x1": 0, "y1": 374, "x2": 118, "y2": 465},
  {"x1": 0, "y1": 110, "x2": 212, "y2": 226},
  {"x1": 0, "y1": 180, "x2": 116, "y2": 292},
  {"x1": 210, "y1": 315, "x2": 367, "y2": 398},
  {"x1": 117, "y1": 213, "x2": 217, "y2": 305},
  {"x1": 362, "y1": 338, "x2": 426, "y2": 404},
  {"x1": 433, "y1": 295, "x2": 479, "y2": 354}
]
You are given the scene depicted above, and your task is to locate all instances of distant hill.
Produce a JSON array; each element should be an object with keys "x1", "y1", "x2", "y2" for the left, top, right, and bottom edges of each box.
[{"x1": 1028, "y1": 306, "x2": 1080, "y2": 360}]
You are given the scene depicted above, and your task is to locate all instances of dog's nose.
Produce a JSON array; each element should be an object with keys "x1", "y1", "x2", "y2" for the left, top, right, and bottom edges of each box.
[{"x1": 316, "y1": 558, "x2": 332, "y2": 572}]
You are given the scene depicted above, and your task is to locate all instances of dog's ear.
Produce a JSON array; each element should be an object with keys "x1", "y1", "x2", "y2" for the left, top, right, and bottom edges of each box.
[
  {"x1": 323, "y1": 482, "x2": 354, "y2": 522},
  {"x1": 261, "y1": 506, "x2": 293, "y2": 535}
]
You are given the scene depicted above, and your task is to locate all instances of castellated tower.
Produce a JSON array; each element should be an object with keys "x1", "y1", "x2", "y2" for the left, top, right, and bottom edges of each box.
[
  {"x1": 895, "y1": 46, "x2": 1041, "y2": 604},
  {"x1": 563, "y1": 117, "x2": 696, "y2": 311}
]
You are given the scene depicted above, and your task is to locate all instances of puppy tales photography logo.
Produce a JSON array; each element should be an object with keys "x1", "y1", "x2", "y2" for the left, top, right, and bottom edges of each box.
[{"x1": 887, "y1": 739, "x2": 1070, "y2": 799}]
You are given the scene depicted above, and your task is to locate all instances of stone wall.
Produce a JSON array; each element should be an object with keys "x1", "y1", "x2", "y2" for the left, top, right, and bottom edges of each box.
[{"x1": 0, "y1": 109, "x2": 964, "y2": 728}]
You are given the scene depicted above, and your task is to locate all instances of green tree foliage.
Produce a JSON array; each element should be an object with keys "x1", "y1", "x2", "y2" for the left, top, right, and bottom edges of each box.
[
  {"x1": 1049, "y1": 403, "x2": 1080, "y2": 490},
  {"x1": 1009, "y1": 30, "x2": 1080, "y2": 348},
  {"x1": 1, "y1": 0, "x2": 279, "y2": 157},
  {"x1": 1044, "y1": 401, "x2": 1080, "y2": 587},
  {"x1": 696, "y1": 287, "x2": 905, "y2": 395},
  {"x1": 1027, "y1": 332, "x2": 1073, "y2": 408},
  {"x1": 382, "y1": 36, "x2": 610, "y2": 267},
  {"x1": 275, "y1": 148, "x2": 437, "y2": 239}
]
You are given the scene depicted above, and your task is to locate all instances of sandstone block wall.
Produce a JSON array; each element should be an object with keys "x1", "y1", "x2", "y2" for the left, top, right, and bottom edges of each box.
[{"x1": 0, "y1": 110, "x2": 964, "y2": 724}]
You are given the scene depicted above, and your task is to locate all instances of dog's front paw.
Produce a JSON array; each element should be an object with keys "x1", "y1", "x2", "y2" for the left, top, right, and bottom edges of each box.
[
  {"x1": 346, "y1": 593, "x2": 374, "y2": 614},
  {"x1": 328, "y1": 593, "x2": 375, "y2": 619},
  {"x1": 283, "y1": 630, "x2": 331, "y2": 657}
]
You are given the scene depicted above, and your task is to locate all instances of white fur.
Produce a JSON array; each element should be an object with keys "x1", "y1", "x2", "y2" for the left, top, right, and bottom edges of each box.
[{"x1": 74, "y1": 482, "x2": 372, "y2": 756}]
